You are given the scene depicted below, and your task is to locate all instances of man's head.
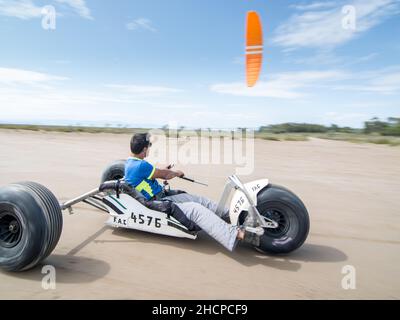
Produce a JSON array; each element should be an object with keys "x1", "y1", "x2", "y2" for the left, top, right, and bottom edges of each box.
[{"x1": 130, "y1": 133, "x2": 152, "y2": 158}]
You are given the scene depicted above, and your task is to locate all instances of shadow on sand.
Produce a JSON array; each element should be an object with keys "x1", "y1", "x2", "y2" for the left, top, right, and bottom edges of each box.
[
  {"x1": 1, "y1": 226, "x2": 111, "y2": 283},
  {"x1": 2, "y1": 254, "x2": 110, "y2": 284},
  {"x1": 95, "y1": 228, "x2": 348, "y2": 272},
  {"x1": 2, "y1": 225, "x2": 347, "y2": 282}
]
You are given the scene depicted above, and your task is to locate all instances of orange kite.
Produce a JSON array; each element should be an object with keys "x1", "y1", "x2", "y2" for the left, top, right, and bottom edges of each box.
[{"x1": 246, "y1": 11, "x2": 263, "y2": 87}]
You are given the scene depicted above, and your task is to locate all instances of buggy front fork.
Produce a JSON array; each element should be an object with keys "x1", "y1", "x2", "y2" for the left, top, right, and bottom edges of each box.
[{"x1": 216, "y1": 175, "x2": 278, "y2": 229}]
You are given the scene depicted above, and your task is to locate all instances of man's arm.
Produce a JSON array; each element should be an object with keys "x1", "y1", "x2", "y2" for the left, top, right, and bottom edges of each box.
[{"x1": 152, "y1": 168, "x2": 184, "y2": 180}]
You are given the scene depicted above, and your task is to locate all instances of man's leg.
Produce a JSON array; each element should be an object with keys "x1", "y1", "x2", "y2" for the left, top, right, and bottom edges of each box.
[
  {"x1": 175, "y1": 202, "x2": 239, "y2": 252},
  {"x1": 164, "y1": 193, "x2": 229, "y2": 219}
]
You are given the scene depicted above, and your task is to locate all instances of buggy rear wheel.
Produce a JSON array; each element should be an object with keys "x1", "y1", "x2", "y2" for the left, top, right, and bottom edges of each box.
[
  {"x1": 0, "y1": 182, "x2": 63, "y2": 272},
  {"x1": 101, "y1": 160, "x2": 126, "y2": 183}
]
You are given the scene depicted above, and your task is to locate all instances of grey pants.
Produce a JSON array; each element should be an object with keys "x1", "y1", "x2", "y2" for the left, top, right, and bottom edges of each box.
[{"x1": 163, "y1": 193, "x2": 239, "y2": 251}]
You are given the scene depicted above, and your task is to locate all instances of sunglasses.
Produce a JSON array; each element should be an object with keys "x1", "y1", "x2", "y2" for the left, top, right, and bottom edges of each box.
[{"x1": 145, "y1": 134, "x2": 152, "y2": 148}]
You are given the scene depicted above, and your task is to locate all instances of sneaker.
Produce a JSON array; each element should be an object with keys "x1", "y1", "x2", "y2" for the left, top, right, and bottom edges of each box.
[
  {"x1": 244, "y1": 226, "x2": 264, "y2": 236},
  {"x1": 241, "y1": 226, "x2": 264, "y2": 246}
]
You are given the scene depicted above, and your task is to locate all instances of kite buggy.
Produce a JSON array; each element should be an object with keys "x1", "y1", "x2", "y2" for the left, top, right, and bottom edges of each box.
[{"x1": 0, "y1": 160, "x2": 309, "y2": 272}]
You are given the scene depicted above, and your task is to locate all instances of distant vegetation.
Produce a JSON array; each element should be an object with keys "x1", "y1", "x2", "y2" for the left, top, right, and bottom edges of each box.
[
  {"x1": 258, "y1": 118, "x2": 400, "y2": 136},
  {"x1": 364, "y1": 117, "x2": 400, "y2": 136},
  {"x1": 256, "y1": 118, "x2": 400, "y2": 146},
  {"x1": 1, "y1": 117, "x2": 400, "y2": 146},
  {"x1": 0, "y1": 124, "x2": 148, "y2": 134},
  {"x1": 259, "y1": 123, "x2": 358, "y2": 134}
]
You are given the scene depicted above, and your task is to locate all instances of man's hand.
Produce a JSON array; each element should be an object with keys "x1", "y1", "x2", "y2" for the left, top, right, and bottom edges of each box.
[
  {"x1": 165, "y1": 164, "x2": 174, "y2": 170},
  {"x1": 175, "y1": 170, "x2": 184, "y2": 178}
]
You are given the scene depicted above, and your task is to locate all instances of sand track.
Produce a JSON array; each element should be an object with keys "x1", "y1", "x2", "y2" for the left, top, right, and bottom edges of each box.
[{"x1": 0, "y1": 130, "x2": 399, "y2": 299}]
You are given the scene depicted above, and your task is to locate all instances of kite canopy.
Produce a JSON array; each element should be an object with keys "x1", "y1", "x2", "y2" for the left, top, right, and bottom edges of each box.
[{"x1": 246, "y1": 11, "x2": 263, "y2": 87}]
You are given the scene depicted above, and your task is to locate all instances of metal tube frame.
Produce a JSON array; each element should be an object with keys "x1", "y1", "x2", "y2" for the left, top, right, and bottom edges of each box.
[
  {"x1": 60, "y1": 188, "x2": 102, "y2": 211},
  {"x1": 60, "y1": 177, "x2": 278, "y2": 228}
]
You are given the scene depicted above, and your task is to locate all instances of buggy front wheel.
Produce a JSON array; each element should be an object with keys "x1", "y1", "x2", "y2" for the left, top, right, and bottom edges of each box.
[{"x1": 255, "y1": 184, "x2": 310, "y2": 254}]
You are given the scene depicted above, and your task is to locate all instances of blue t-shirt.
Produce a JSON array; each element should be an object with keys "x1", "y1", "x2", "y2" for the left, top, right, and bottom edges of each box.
[{"x1": 125, "y1": 157, "x2": 163, "y2": 200}]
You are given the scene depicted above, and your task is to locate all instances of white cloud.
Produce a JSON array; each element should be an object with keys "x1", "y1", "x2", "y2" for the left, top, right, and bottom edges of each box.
[
  {"x1": 126, "y1": 18, "x2": 157, "y2": 32},
  {"x1": 105, "y1": 84, "x2": 182, "y2": 95},
  {"x1": 334, "y1": 67, "x2": 400, "y2": 94},
  {"x1": 290, "y1": 51, "x2": 379, "y2": 67},
  {"x1": 272, "y1": 0, "x2": 400, "y2": 50},
  {"x1": 0, "y1": 0, "x2": 93, "y2": 20},
  {"x1": 0, "y1": 0, "x2": 42, "y2": 19},
  {"x1": 348, "y1": 53, "x2": 379, "y2": 65},
  {"x1": 0, "y1": 67, "x2": 68, "y2": 85},
  {"x1": 289, "y1": 50, "x2": 343, "y2": 65},
  {"x1": 0, "y1": 85, "x2": 214, "y2": 128},
  {"x1": 0, "y1": 69, "x2": 183, "y2": 120},
  {"x1": 211, "y1": 71, "x2": 346, "y2": 99},
  {"x1": 290, "y1": 2, "x2": 337, "y2": 11},
  {"x1": 56, "y1": 0, "x2": 93, "y2": 20},
  {"x1": 211, "y1": 66, "x2": 400, "y2": 98}
]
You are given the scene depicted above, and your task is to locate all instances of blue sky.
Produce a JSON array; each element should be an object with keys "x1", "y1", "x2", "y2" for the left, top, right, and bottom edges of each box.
[{"x1": 0, "y1": 0, "x2": 399, "y2": 128}]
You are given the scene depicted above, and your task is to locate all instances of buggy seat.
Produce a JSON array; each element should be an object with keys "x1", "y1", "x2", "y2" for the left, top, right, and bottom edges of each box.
[{"x1": 99, "y1": 180, "x2": 200, "y2": 232}]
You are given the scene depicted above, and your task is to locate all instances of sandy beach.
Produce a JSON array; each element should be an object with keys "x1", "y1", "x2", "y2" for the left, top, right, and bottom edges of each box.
[{"x1": 0, "y1": 129, "x2": 399, "y2": 299}]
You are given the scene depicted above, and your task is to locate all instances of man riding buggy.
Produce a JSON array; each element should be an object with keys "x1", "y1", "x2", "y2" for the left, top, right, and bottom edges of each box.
[{"x1": 124, "y1": 133, "x2": 264, "y2": 251}]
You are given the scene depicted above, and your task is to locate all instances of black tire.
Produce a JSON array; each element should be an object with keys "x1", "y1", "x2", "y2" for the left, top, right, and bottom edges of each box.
[
  {"x1": 256, "y1": 184, "x2": 310, "y2": 254},
  {"x1": 101, "y1": 160, "x2": 126, "y2": 183},
  {"x1": 0, "y1": 182, "x2": 63, "y2": 272}
]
